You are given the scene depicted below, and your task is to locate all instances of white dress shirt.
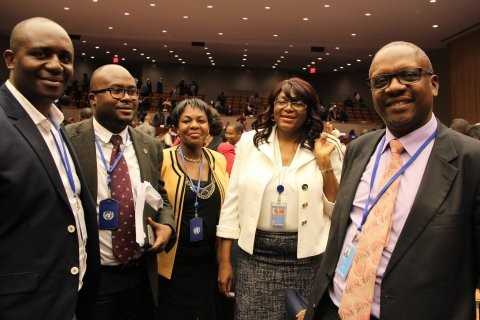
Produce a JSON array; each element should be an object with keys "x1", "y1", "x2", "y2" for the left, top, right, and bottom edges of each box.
[
  {"x1": 92, "y1": 118, "x2": 142, "y2": 265},
  {"x1": 330, "y1": 115, "x2": 437, "y2": 318},
  {"x1": 5, "y1": 80, "x2": 87, "y2": 290}
]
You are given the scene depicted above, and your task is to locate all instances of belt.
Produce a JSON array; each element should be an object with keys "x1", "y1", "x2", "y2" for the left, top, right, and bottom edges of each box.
[{"x1": 100, "y1": 257, "x2": 145, "y2": 272}]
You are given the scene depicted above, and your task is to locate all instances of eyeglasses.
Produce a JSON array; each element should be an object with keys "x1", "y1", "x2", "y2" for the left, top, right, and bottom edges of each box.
[
  {"x1": 91, "y1": 87, "x2": 139, "y2": 99},
  {"x1": 367, "y1": 68, "x2": 434, "y2": 90},
  {"x1": 274, "y1": 99, "x2": 307, "y2": 110}
]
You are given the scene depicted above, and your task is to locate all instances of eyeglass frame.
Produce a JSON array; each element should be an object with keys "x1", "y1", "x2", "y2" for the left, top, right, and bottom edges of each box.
[
  {"x1": 367, "y1": 67, "x2": 434, "y2": 90},
  {"x1": 90, "y1": 87, "x2": 139, "y2": 100},
  {"x1": 274, "y1": 98, "x2": 308, "y2": 110}
]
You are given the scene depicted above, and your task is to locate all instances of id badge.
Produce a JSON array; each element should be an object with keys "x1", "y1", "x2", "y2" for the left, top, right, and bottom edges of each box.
[
  {"x1": 336, "y1": 242, "x2": 357, "y2": 280},
  {"x1": 271, "y1": 202, "x2": 287, "y2": 228},
  {"x1": 98, "y1": 198, "x2": 120, "y2": 230},
  {"x1": 189, "y1": 216, "x2": 203, "y2": 242}
]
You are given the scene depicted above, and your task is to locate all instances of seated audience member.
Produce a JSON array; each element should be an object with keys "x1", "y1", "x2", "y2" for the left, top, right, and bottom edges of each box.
[
  {"x1": 467, "y1": 123, "x2": 480, "y2": 140},
  {"x1": 205, "y1": 107, "x2": 224, "y2": 151},
  {"x1": 304, "y1": 41, "x2": 480, "y2": 320},
  {"x1": 157, "y1": 98, "x2": 229, "y2": 320},
  {"x1": 136, "y1": 112, "x2": 156, "y2": 137},
  {"x1": 79, "y1": 107, "x2": 93, "y2": 120},
  {"x1": 224, "y1": 122, "x2": 244, "y2": 147},
  {"x1": 450, "y1": 118, "x2": 470, "y2": 135},
  {"x1": 217, "y1": 77, "x2": 343, "y2": 320}
]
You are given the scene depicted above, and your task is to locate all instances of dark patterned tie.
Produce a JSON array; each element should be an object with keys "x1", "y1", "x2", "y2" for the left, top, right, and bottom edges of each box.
[{"x1": 110, "y1": 134, "x2": 140, "y2": 263}]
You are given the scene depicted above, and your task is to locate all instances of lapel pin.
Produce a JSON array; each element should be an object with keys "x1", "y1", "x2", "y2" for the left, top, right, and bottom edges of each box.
[
  {"x1": 143, "y1": 148, "x2": 148, "y2": 154},
  {"x1": 301, "y1": 220, "x2": 307, "y2": 226}
]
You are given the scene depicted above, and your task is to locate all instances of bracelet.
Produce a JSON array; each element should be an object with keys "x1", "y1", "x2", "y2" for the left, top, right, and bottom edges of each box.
[{"x1": 320, "y1": 167, "x2": 334, "y2": 174}]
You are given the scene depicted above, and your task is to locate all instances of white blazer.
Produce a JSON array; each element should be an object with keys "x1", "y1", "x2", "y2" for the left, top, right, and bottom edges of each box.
[{"x1": 216, "y1": 129, "x2": 343, "y2": 258}]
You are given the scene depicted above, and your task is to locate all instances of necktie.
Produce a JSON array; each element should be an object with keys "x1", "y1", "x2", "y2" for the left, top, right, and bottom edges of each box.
[
  {"x1": 110, "y1": 134, "x2": 140, "y2": 264},
  {"x1": 339, "y1": 139, "x2": 405, "y2": 320}
]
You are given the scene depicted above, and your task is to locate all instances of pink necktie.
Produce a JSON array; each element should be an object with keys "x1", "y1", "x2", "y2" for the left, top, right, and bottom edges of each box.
[
  {"x1": 339, "y1": 139, "x2": 404, "y2": 320},
  {"x1": 110, "y1": 134, "x2": 141, "y2": 264}
]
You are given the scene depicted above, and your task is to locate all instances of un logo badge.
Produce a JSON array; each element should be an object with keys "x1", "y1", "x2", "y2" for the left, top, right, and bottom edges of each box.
[
  {"x1": 193, "y1": 226, "x2": 201, "y2": 235},
  {"x1": 103, "y1": 210, "x2": 115, "y2": 221}
]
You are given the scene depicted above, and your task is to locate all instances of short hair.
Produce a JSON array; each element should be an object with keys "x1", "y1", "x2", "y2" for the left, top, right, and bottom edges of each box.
[
  {"x1": 450, "y1": 118, "x2": 471, "y2": 135},
  {"x1": 252, "y1": 77, "x2": 323, "y2": 150},
  {"x1": 208, "y1": 106, "x2": 224, "y2": 136},
  {"x1": 467, "y1": 124, "x2": 480, "y2": 140},
  {"x1": 226, "y1": 122, "x2": 244, "y2": 134},
  {"x1": 79, "y1": 108, "x2": 93, "y2": 120},
  {"x1": 170, "y1": 98, "x2": 213, "y2": 128}
]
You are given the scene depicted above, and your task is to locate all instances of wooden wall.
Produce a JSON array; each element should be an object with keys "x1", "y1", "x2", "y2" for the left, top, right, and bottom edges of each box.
[{"x1": 447, "y1": 27, "x2": 480, "y2": 123}]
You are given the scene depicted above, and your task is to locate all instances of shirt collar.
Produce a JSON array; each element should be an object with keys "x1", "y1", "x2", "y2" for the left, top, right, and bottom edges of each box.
[
  {"x1": 92, "y1": 116, "x2": 130, "y2": 145},
  {"x1": 383, "y1": 114, "x2": 438, "y2": 156},
  {"x1": 5, "y1": 80, "x2": 64, "y2": 130}
]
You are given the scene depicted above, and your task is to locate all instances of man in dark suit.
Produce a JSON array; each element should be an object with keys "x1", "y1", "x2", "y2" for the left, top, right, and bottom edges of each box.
[
  {"x1": 305, "y1": 41, "x2": 480, "y2": 320},
  {"x1": 0, "y1": 17, "x2": 100, "y2": 320},
  {"x1": 65, "y1": 64, "x2": 175, "y2": 320}
]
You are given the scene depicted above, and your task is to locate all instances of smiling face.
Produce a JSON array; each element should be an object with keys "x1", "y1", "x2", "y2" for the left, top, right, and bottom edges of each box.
[
  {"x1": 177, "y1": 105, "x2": 210, "y2": 148},
  {"x1": 4, "y1": 19, "x2": 74, "y2": 107},
  {"x1": 90, "y1": 65, "x2": 138, "y2": 133},
  {"x1": 369, "y1": 44, "x2": 439, "y2": 137},
  {"x1": 273, "y1": 91, "x2": 308, "y2": 136}
]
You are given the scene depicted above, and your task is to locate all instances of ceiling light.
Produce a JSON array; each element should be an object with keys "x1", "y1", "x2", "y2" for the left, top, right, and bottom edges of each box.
[
  {"x1": 340, "y1": 66, "x2": 344, "y2": 69},
  {"x1": 81, "y1": 40, "x2": 87, "y2": 43},
  {"x1": 123, "y1": 42, "x2": 128, "y2": 46},
  {"x1": 124, "y1": 12, "x2": 130, "y2": 16},
  {"x1": 276, "y1": 60, "x2": 281, "y2": 63},
  {"x1": 302, "y1": 67, "x2": 306, "y2": 70},
  {"x1": 64, "y1": 7, "x2": 70, "y2": 10},
  {"x1": 90, "y1": 56, "x2": 95, "y2": 59},
  {"x1": 106, "y1": 51, "x2": 110, "y2": 54},
  {"x1": 242, "y1": 58, "x2": 247, "y2": 61},
  {"x1": 280, "y1": 56, "x2": 284, "y2": 59},
  {"x1": 307, "y1": 64, "x2": 311, "y2": 67},
  {"x1": 356, "y1": 59, "x2": 362, "y2": 62},
  {"x1": 432, "y1": 24, "x2": 439, "y2": 28},
  {"x1": 174, "y1": 54, "x2": 179, "y2": 58},
  {"x1": 183, "y1": 15, "x2": 189, "y2": 19},
  {"x1": 289, "y1": 44, "x2": 294, "y2": 48},
  {"x1": 146, "y1": 56, "x2": 150, "y2": 59},
  {"x1": 311, "y1": 61, "x2": 316, "y2": 65},
  {"x1": 335, "y1": 47, "x2": 340, "y2": 50},
  {"x1": 243, "y1": 54, "x2": 248, "y2": 57},
  {"x1": 265, "y1": 6, "x2": 271, "y2": 10},
  {"x1": 140, "y1": 53, "x2": 145, "y2": 56},
  {"x1": 132, "y1": 48, "x2": 137, "y2": 51},
  {"x1": 241, "y1": 64, "x2": 245, "y2": 67},
  {"x1": 429, "y1": 0, "x2": 436, "y2": 2},
  {"x1": 347, "y1": 63, "x2": 351, "y2": 66},
  {"x1": 149, "y1": 3, "x2": 156, "y2": 7},
  {"x1": 152, "y1": 59, "x2": 156, "y2": 62},
  {"x1": 114, "y1": 54, "x2": 118, "y2": 57},
  {"x1": 206, "y1": 52, "x2": 211, "y2": 55},
  {"x1": 207, "y1": 4, "x2": 213, "y2": 8},
  {"x1": 302, "y1": 17, "x2": 309, "y2": 21},
  {"x1": 95, "y1": 46, "x2": 100, "y2": 49},
  {"x1": 351, "y1": 33, "x2": 357, "y2": 37},
  {"x1": 108, "y1": 26, "x2": 113, "y2": 30},
  {"x1": 317, "y1": 57, "x2": 323, "y2": 61},
  {"x1": 242, "y1": 17, "x2": 248, "y2": 21},
  {"x1": 272, "y1": 66, "x2": 276, "y2": 69},
  {"x1": 178, "y1": 58, "x2": 182, "y2": 61},
  {"x1": 162, "y1": 29, "x2": 167, "y2": 33},
  {"x1": 121, "y1": 57, "x2": 126, "y2": 61},
  {"x1": 325, "y1": 52, "x2": 331, "y2": 56},
  {"x1": 163, "y1": 44, "x2": 168, "y2": 48},
  {"x1": 81, "y1": 52, "x2": 86, "y2": 56},
  {"x1": 169, "y1": 50, "x2": 174, "y2": 53},
  {"x1": 284, "y1": 50, "x2": 289, "y2": 54},
  {"x1": 182, "y1": 61, "x2": 186, "y2": 64},
  {"x1": 273, "y1": 34, "x2": 279, "y2": 37},
  {"x1": 212, "y1": 63, "x2": 216, "y2": 66},
  {"x1": 244, "y1": 49, "x2": 248, "y2": 52},
  {"x1": 324, "y1": 4, "x2": 331, "y2": 8},
  {"x1": 218, "y1": 32, "x2": 224, "y2": 36},
  {"x1": 369, "y1": 53, "x2": 373, "y2": 57},
  {"x1": 333, "y1": 68, "x2": 338, "y2": 72},
  {"x1": 364, "y1": 12, "x2": 372, "y2": 16},
  {"x1": 92, "y1": 0, "x2": 98, "y2": 2}
]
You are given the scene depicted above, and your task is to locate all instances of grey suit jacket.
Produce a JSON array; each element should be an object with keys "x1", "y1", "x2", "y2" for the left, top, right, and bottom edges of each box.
[
  {"x1": 65, "y1": 118, "x2": 175, "y2": 305},
  {"x1": 306, "y1": 122, "x2": 480, "y2": 320}
]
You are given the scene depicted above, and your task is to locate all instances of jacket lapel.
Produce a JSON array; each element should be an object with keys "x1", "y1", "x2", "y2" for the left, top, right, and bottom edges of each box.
[
  {"x1": 0, "y1": 85, "x2": 71, "y2": 208},
  {"x1": 130, "y1": 127, "x2": 150, "y2": 182},
  {"x1": 384, "y1": 123, "x2": 458, "y2": 278}
]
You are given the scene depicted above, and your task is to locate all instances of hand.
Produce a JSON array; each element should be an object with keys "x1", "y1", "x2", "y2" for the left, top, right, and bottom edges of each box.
[
  {"x1": 296, "y1": 309, "x2": 306, "y2": 320},
  {"x1": 217, "y1": 261, "x2": 234, "y2": 296},
  {"x1": 314, "y1": 133, "x2": 336, "y2": 169},
  {"x1": 147, "y1": 217, "x2": 173, "y2": 253}
]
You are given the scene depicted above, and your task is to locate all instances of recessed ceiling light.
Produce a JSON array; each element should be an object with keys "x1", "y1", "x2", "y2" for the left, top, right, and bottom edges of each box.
[
  {"x1": 206, "y1": 52, "x2": 211, "y2": 55},
  {"x1": 276, "y1": 60, "x2": 281, "y2": 63},
  {"x1": 146, "y1": 56, "x2": 150, "y2": 59},
  {"x1": 90, "y1": 56, "x2": 95, "y2": 59},
  {"x1": 325, "y1": 52, "x2": 331, "y2": 56},
  {"x1": 369, "y1": 53, "x2": 373, "y2": 57},
  {"x1": 273, "y1": 34, "x2": 279, "y2": 37},
  {"x1": 149, "y1": 3, "x2": 156, "y2": 7},
  {"x1": 64, "y1": 7, "x2": 70, "y2": 10},
  {"x1": 114, "y1": 54, "x2": 118, "y2": 57},
  {"x1": 178, "y1": 58, "x2": 183, "y2": 61},
  {"x1": 307, "y1": 64, "x2": 311, "y2": 67},
  {"x1": 95, "y1": 46, "x2": 100, "y2": 49},
  {"x1": 163, "y1": 44, "x2": 168, "y2": 48},
  {"x1": 317, "y1": 57, "x2": 323, "y2": 61},
  {"x1": 324, "y1": 4, "x2": 331, "y2": 8},
  {"x1": 242, "y1": 17, "x2": 248, "y2": 21},
  {"x1": 335, "y1": 47, "x2": 340, "y2": 50},
  {"x1": 289, "y1": 44, "x2": 294, "y2": 48},
  {"x1": 183, "y1": 15, "x2": 189, "y2": 19},
  {"x1": 207, "y1": 4, "x2": 213, "y2": 8},
  {"x1": 351, "y1": 33, "x2": 357, "y2": 37},
  {"x1": 311, "y1": 61, "x2": 316, "y2": 65},
  {"x1": 218, "y1": 32, "x2": 224, "y2": 36},
  {"x1": 302, "y1": 67, "x2": 306, "y2": 70},
  {"x1": 334, "y1": 68, "x2": 338, "y2": 72},
  {"x1": 162, "y1": 29, "x2": 167, "y2": 33},
  {"x1": 356, "y1": 59, "x2": 362, "y2": 62},
  {"x1": 432, "y1": 24, "x2": 439, "y2": 28},
  {"x1": 152, "y1": 59, "x2": 156, "y2": 62},
  {"x1": 140, "y1": 53, "x2": 145, "y2": 56},
  {"x1": 82, "y1": 40, "x2": 87, "y2": 43},
  {"x1": 302, "y1": 17, "x2": 310, "y2": 21},
  {"x1": 169, "y1": 50, "x2": 174, "y2": 53},
  {"x1": 429, "y1": 0, "x2": 436, "y2": 2},
  {"x1": 280, "y1": 56, "x2": 284, "y2": 59},
  {"x1": 174, "y1": 54, "x2": 179, "y2": 58},
  {"x1": 121, "y1": 57, "x2": 126, "y2": 61},
  {"x1": 364, "y1": 12, "x2": 372, "y2": 16},
  {"x1": 92, "y1": 0, "x2": 98, "y2": 2},
  {"x1": 243, "y1": 54, "x2": 248, "y2": 57},
  {"x1": 212, "y1": 63, "x2": 216, "y2": 66},
  {"x1": 340, "y1": 66, "x2": 344, "y2": 69},
  {"x1": 347, "y1": 63, "x2": 351, "y2": 66},
  {"x1": 106, "y1": 51, "x2": 110, "y2": 54},
  {"x1": 108, "y1": 26, "x2": 113, "y2": 30},
  {"x1": 182, "y1": 61, "x2": 186, "y2": 64},
  {"x1": 241, "y1": 64, "x2": 245, "y2": 67},
  {"x1": 242, "y1": 58, "x2": 247, "y2": 61},
  {"x1": 284, "y1": 50, "x2": 289, "y2": 54},
  {"x1": 132, "y1": 48, "x2": 137, "y2": 51},
  {"x1": 244, "y1": 48, "x2": 248, "y2": 52},
  {"x1": 123, "y1": 43, "x2": 128, "y2": 46},
  {"x1": 272, "y1": 66, "x2": 276, "y2": 69},
  {"x1": 265, "y1": 6, "x2": 271, "y2": 10},
  {"x1": 81, "y1": 52, "x2": 86, "y2": 56},
  {"x1": 124, "y1": 12, "x2": 130, "y2": 16}
]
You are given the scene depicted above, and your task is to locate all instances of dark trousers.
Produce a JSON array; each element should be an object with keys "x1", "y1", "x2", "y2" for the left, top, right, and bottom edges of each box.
[
  {"x1": 313, "y1": 294, "x2": 379, "y2": 320},
  {"x1": 91, "y1": 263, "x2": 154, "y2": 320}
]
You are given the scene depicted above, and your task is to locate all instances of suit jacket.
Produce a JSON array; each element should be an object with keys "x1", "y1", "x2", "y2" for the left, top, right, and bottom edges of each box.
[
  {"x1": 306, "y1": 122, "x2": 480, "y2": 320},
  {"x1": 0, "y1": 84, "x2": 100, "y2": 320},
  {"x1": 65, "y1": 119, "x2": 176, "y2": 306}
]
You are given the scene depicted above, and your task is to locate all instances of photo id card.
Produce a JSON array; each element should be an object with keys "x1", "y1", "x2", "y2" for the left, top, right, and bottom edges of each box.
[
  {"x1": 189, "y1": 216, "x2": 204, "y2": 242},
  {"x1": 336, "y1": 243, "x2": 357, "y2": 280},
  {"x1": 98, "y1": 198, "x2": 120, "y2": 230},
  {"x1": 271, "y1": 202, "x2": 287, "y2": 228}
]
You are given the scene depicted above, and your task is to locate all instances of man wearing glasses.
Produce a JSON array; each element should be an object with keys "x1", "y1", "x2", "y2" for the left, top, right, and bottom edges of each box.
[
  {"x1": 304, "y1": 41, "x2": 480, "y2": 320},
  {"x1": 66, "y1": 64, "x2": 175, "y2": 320}
]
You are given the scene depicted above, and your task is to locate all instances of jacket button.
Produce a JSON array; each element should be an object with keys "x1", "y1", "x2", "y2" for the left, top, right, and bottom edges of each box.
[
  {"x1": 67, "y1": 225, "x2": 76, "y2": 233},
  {"x1": 302, "y1": 202, "x2": 308, "y2": 208},
  {"x1": 70, "y1": 267, "x2": 79, "y2": 275},
  {"x1": 302, "y1": 184, "x2": 308, "y2": 191}
]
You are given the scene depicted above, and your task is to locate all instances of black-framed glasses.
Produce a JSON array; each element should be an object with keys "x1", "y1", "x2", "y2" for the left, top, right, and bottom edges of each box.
[
  {"x1": 274, "y1": 99, "x2": 307, "y2": 110},
  {"x1": 91, "y1": 87, "x2": 139, "y2": 99},
  {"x1": 367, "y1": 68, "x2": 434, "y2": 90}
]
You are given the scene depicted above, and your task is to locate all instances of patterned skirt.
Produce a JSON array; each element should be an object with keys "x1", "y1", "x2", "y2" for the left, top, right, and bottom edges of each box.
[{"x1": 234, "y1": 230, "x2": 322, "y2": 320}]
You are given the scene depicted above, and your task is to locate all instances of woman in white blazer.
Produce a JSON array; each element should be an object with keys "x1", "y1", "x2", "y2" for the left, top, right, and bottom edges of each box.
[{"x1": 216, "y1": 78, "x2": 343, "y2": 320}]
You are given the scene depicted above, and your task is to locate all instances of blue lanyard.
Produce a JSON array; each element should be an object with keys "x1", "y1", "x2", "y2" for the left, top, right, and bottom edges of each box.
[
  {"x1": 50, "y1": 125, "x2": 76, "y2": 194},
  {"x1": 359, "y1": 131, "x2": 437, "y2": 231},
  {"x1": 178, "y1": 146, "x2": 203, "y2": 216},
  {"x1": 94, "y1": 135, "x2": 127, "y2": 189}
]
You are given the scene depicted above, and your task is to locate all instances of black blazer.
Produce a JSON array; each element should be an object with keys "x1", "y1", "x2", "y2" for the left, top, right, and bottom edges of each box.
[
  {"x1": 65, "y1": 119, "x2": 176, "y2": 307},
  {"x1": 0, "y1": 84, "x2": 100, "y2": 320},
  {"x1": 306, "y1": 123, "x2": 480, "y2": 320}
]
